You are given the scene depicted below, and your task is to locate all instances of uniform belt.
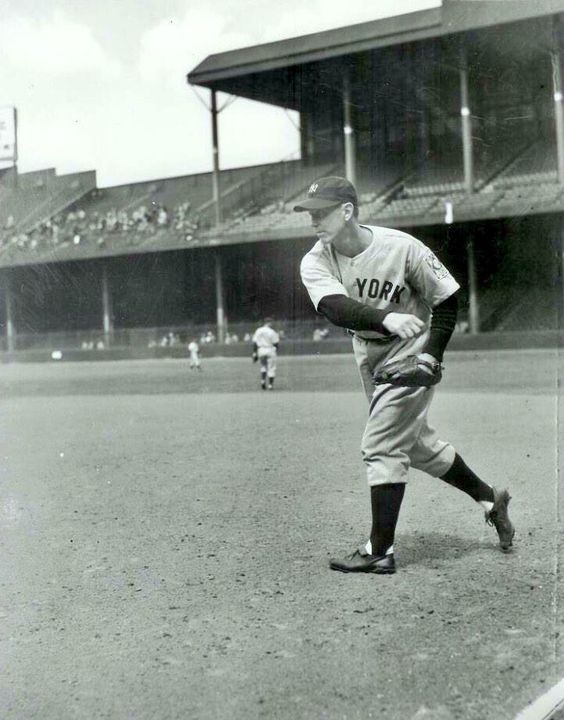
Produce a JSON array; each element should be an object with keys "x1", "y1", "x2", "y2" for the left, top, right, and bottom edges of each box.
[{"x1": 353, "y1": 333, "x2": 395, "y2": 344}]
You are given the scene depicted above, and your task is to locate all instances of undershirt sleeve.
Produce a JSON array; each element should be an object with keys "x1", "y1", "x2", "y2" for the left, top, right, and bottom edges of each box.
[
  {"x1": 422, "y1": 292, "x2": 459, "y2": 362},
  {"x1": 317, "y1": 294, "x2": 392, "y2": 333}
]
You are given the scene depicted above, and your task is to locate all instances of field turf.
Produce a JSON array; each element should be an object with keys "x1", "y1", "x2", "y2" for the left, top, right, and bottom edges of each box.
[{"x1": 0, "y1": 349, "x2": 562, "y2": 720}]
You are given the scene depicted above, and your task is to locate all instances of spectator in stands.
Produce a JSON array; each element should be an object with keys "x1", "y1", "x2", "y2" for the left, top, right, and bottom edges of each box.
[
  {"x1": 312, "y1": 328, "x2": 329, "y2": 341},
  {"x1": 157, "y1": 205, "x2": 169, "y2": 226},
  {"x1": 200, "y1": 330, "x2": 216, "y2": 344}
]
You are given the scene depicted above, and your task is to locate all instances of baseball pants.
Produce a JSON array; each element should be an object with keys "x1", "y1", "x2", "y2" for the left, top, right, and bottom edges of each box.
[
  {"x1": 353, "y1": 336, "x2": 455, "y2": 487},
  {"x1": 258, "y1": 349, "x2": 277, "y2": 378}
]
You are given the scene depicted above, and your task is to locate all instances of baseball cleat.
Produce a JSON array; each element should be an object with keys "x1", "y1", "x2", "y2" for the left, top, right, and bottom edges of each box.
[
  {"x1": 485, "y1": 487, "x2": 515, "y2": 552},
  {"x1": 329, "y1": 545, "x2": 396, "y2": 574}
]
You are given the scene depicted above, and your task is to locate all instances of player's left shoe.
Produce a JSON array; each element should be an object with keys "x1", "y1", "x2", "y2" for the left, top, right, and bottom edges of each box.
[
  {"x1": 485, "y1": 487, "x2": 515, "y2": 552},
  {"x1": 329, "y1": 545, "x2": 396, "y2": 574}
]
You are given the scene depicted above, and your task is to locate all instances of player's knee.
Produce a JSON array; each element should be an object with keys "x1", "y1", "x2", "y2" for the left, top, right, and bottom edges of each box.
[{"x1": 362, "y1": 448, "x2": 410, "y2": 485}]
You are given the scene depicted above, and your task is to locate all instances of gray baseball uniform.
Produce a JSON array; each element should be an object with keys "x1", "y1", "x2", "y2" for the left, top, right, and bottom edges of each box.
[{"x1": 301, "y1": 225, "x2": 460, "y2": 486}]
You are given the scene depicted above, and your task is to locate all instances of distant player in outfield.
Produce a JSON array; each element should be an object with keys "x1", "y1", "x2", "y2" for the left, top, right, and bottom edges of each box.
[
  {"x1": 296, "y1": 176, "x2": 514, "y2": 575},
  {"x1": 187, "y1": 338, "x2": 201, "y2": 370},
  {"x1": 252, "y1": 318, "x2": 279, "y2": 390}
]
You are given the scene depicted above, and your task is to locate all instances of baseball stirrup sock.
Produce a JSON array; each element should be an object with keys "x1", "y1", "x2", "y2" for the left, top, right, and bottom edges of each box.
[
  {"x1": 369, "y1": 483, "x2": 405, "y2": 557},
  {"x1": 440, "y1": 453, "x2": 494, "y2": 505}
]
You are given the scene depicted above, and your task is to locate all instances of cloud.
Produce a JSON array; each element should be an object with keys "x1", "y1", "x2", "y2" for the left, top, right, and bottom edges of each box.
[
  {"x1": 138, "y1": 7, "x2": 251, "y2": 92},
  {"x1": 0, "y1": 13, "x2": 121, "y2": 77}
]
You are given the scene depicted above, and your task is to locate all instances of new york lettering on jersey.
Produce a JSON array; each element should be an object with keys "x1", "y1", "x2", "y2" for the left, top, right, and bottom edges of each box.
[{"x1": 354, "y1": 277, "x2": 406, "y2": 304}]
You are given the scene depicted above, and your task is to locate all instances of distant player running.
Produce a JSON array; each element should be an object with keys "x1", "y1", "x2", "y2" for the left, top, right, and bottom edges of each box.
[
  {"x1": 252, "y1": 318, "x2": 279, "y2": 390},
  {"x1": 296, "y1": 176, "x2": 514, "y2": 574},
  {"x1": 187, "y1": 339, "x2": 201, "y2": 370}
]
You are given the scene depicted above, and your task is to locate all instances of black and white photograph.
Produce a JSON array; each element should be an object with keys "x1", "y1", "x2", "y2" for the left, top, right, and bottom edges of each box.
[{"x1": 0, "y1": 1, "x2": 563, "y2": 718}]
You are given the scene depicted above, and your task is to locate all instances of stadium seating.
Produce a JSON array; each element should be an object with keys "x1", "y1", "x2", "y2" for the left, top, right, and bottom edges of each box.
[
  {"x1": 487, "y1": 141, "x2": 558, "y2": 189},
  {"x1": 2, "y1": 141, "x2": 564, "y2": 263},
  {"x1": 218, "y1": 161, "x2": 340, "y2": 236}
]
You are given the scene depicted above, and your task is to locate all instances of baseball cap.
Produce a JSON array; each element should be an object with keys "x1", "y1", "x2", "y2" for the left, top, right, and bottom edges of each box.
[{"x1": 293, "y1": 176, "x2": 358, "y2": 212}]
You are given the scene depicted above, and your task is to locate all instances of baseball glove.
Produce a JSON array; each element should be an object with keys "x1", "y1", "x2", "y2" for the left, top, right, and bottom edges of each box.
[
  {"x1": 252, "y1": 352, "x2": 258, "y2": 363},
  {"x1": 373, "y1": 355, "x2": 442, "y2": 388}
]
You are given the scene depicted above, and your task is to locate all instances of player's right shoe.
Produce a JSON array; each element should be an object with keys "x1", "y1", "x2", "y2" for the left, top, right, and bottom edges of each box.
[
  {"x1": 329, "y1": 545, "x2": 396, "y2": 574},
  {"x1": 485, "y1": 487, "x2": 515, "y2": 552}
]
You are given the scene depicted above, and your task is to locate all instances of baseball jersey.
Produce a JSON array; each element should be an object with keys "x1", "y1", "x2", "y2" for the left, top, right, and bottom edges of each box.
[
  {"x1": 300, "y1": 226, "x2": 460, "y2": 343},
  {"x1": 252, "y1": 325, "x2": 279, "y2": 355},
  {"x1": 188, "y1": 341, "x2": 199, "y2": 354}
]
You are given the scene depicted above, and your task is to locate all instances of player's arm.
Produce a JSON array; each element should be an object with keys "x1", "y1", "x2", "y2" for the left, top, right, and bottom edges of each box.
[
  {"x1": 404, "y1": 241, "x2": 460, "y2": 360},
  {"x1": 419, "y1": 291, "x2": 459, "y2": 363},
  {"x1": 317, "y1": 294, "x2": 424, "y2": 339}
]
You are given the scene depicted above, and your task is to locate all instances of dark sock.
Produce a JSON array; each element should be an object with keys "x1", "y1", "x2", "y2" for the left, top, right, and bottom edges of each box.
[
  {"x1": 440, "y1": 453, "x2": 494, "y2": 503},
  {"x1": 269, "y1": 378, "x2": 274, "y2": 388},
  {"x1": 369, "y1": 484, "x2": 406, "y2": 557}
]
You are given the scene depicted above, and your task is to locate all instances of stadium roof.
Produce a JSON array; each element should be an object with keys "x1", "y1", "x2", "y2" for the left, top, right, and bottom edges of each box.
[{"x1": 188, "y1": 0, "x2": 564, "y2": 109}]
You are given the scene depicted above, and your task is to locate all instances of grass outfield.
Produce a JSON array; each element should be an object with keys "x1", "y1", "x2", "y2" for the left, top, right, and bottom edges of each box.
[{"x1": 0, "y1": 349, "x2": 562, "y2": 720}]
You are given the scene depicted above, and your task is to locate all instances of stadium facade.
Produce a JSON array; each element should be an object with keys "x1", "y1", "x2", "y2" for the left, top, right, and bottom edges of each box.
[{"x1": 0, "y1": 0, "x2": 563, "y2": 357}]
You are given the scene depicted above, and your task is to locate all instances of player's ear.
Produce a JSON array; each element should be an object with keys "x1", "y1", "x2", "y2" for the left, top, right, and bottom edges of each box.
[{"x1": 343, "y1": 202, "x2": 354, "y2": 222}]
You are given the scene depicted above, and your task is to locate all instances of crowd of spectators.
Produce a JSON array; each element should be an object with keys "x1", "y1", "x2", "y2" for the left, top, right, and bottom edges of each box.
[
  {"x1": 147, "y1": 329, "x2": 246, "y2": 349},
  {"x1": 0, "y1": 197, "x2": 201, "y2": 255}
]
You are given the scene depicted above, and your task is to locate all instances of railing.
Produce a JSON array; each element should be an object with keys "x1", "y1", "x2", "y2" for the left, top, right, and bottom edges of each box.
[{"x1": 0, "y1": 318, "x2": 338, "y2": 353}]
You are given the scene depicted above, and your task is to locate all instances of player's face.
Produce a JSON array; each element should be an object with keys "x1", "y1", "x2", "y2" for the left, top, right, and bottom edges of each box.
[{"x1": 309, "y1": 204, "x2": 347, "y2": 245}]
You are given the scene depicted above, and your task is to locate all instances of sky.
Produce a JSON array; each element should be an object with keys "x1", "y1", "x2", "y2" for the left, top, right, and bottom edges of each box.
[{"x1": 0, "y1": 0, "x2": 441, "y2": 188}]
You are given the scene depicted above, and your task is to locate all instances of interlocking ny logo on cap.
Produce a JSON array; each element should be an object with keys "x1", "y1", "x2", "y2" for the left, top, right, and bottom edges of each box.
[{"x1": 309, "y1": 182, "x2": 319, "y2": 194}]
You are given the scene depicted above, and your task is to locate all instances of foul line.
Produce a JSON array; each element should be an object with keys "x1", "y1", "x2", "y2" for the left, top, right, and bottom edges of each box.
[
  {"x1": 517, "y1": 358, "x2": 564, "y2": 720},
  {"x1": 514, "y1": 679, "x2": 564, "y2": 720}
]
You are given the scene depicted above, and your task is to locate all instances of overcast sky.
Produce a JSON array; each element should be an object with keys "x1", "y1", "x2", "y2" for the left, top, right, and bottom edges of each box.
[{"x1": 0, "y1": 0, "x2": 441, "y2": 187}]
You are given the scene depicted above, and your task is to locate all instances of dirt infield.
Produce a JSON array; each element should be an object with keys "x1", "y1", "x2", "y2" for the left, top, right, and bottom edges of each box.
[{"x1": 0, "y1": 349, "x2": 562, "y2": 720}]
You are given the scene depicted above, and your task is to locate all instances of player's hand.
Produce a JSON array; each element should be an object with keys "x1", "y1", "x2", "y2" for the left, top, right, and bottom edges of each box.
[
  {"x1": 252, "y1": 352, "x2": 258, "y2": 363},
  {"x1": 382, "y1": 312, "x2": 425, "y2": 339}
]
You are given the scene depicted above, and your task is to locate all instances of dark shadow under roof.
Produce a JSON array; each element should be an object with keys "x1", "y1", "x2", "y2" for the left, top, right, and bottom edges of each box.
[{"x1": 188, "y1": 0, "x2": 564, "y2": 106}]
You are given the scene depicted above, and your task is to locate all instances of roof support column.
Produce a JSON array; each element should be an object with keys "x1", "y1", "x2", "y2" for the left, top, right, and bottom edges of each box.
[
  {"x1": 561, "y1": 215, "x2": 564, "y2": 315},
  {"x1": 4, "y1": 273, "x2": 15, "y2": 352},
  {"x1": 342, "y1": 71, "x2": 357, "y2": 188},
  {"x1": 552, "y1": 17, "x2": 564, "y2": 185},
  {"x1": 459, "y1": 50, "x2": 474, "y2": 194},
  {"x1": 211, "y1": 90, "x2": 223, "y2": 225},
  {"x1": 102, "y1": 264, "x2": 113, "y2": 348},
  {"x1": 466, "y1": 237, "x2": 480, "y2": 334},
  {"x1": 214, "y1": 252, "x2": 226, "y2": 344}
]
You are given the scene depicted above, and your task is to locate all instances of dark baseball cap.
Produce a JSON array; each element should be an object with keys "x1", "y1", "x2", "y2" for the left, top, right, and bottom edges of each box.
[{"x1": 294, "y1": 176, "x2": 358, "y2": 212}]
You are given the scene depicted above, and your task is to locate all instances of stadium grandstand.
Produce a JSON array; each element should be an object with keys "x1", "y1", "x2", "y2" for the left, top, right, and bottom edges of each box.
[{"x1": 0, "y1": 0, "x2": 562, "y2": 357}]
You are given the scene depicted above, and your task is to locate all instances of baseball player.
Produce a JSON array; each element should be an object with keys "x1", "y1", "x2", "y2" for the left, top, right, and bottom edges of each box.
[
  {"x1": 187, "y1": 338, "x2": 201, "y2": 370},
  {"x1": 296, "y1": 176, "x2": 514, "y2": 574},
  {"x1": 252, "y1": 318, "x2": 280, "y2": 390}
]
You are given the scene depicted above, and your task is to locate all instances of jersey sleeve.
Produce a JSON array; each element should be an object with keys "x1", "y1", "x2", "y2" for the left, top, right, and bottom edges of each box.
[
  {"x1": 300, "y1": 250, "x2": 348, "y2": 310},
  {"x1": 407, "y1": 240, "x2": 460, "y2": 308}
]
